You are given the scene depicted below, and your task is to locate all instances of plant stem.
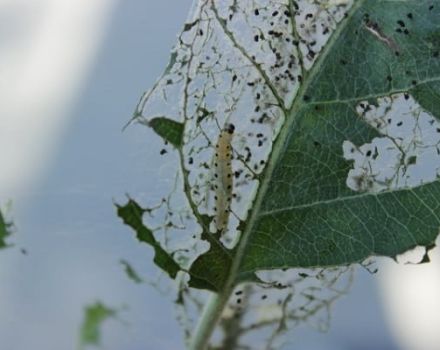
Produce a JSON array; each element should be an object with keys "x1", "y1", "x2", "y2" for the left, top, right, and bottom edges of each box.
[{"x1": 188, "y1": 288, "x2": 233, "y2": 350}]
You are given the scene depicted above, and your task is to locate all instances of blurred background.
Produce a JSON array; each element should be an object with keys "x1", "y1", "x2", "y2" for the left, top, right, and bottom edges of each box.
[{"x1": 0, "y1": 1, "x2": 439, "y2": 349}]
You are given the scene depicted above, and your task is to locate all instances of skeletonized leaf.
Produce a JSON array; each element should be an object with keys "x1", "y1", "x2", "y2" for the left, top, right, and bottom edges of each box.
[
  {"x1": 188, "y1": 0, "x2": 440, "y2": 289},
  {"x1": 129, "y1": 0, "x2": 440, "y2": 294},
  {"x1": 124, "y1": 1, "x2": 440, "y2": 348}
]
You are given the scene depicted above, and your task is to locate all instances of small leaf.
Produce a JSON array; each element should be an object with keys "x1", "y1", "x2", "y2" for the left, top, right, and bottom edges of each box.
[
  {"x1": 0, "y1": 207, "x2": 13, "y2": 249},
  {"x1": 146, "y1": 117, "x2": 184, "y2": 148},
  {"x1": 79, "y1": 302, "x2": 117, "y2": 349},
  {"x1": 120, "y1": 259, "x2": 144, "y2": 284},
  {"x1": 116, "y1": 199, "x2": 181, "y2": 278}
]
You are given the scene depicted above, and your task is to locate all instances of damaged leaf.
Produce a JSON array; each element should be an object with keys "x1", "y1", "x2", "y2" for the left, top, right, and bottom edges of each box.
[
  {"x1": 116, "y1": 199, "x2": 181, "y2": 279},
  {"x1": 124, "y1": 0, "x2": 440, "y2": 347}
]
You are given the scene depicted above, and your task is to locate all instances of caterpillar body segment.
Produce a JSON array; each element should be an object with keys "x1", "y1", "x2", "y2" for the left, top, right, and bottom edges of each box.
[{"x1": 213, "y1": 123, "x2": 235, "y2": 234}]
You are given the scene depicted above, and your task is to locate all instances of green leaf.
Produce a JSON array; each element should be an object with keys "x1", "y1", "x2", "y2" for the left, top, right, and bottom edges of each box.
[
  {"x1": 116, "y1": 199, "x2": 181, "y2": 279},
  {"x1": 187, "y1": 240, "x2": 232, "y2": 291},
  {"x1": 146, "y1": 117, "x2": 184, "y2": 148},
  {"x1": 189, "y1": 0, "x2": 440, "y2": 289},
  {"x1": 0, "y1": 207, "x2": 13, "y2": 249},
  {"x1": 78, "y1": 302, "x2": 117, "y2": 349},
  {"x1": 120, "y1": 260, "x2": 144, "y2": 284}
]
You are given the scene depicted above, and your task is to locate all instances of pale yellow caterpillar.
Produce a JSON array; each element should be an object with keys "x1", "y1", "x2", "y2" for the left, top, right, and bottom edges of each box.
[{"x1": 213, "y1": 123, "x2": 235, "y2": 234}]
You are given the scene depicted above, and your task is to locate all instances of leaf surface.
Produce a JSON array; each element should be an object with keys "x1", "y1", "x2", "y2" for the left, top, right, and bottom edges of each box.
[{"x1": 189, "y1": 0, "x2": 440, "y2": 288}]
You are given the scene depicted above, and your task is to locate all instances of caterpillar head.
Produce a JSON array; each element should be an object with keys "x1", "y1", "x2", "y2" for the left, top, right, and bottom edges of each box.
[{"x1": 225, "y1": 123, "x2": 235, "y2": 134}]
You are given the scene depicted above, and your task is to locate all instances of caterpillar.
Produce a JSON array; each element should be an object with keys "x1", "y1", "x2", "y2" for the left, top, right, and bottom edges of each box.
[{"x1": 213, "y1": 123, "x2": 235, "y2": 234}]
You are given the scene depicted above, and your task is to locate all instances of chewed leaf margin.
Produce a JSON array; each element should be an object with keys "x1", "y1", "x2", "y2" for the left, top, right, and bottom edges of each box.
[
  {"x1": 117, "y1": 198, "x2": 232, "y2": 291},
  {"x1": 116, "y1": 199, "x2": 181, "y2": 279}
]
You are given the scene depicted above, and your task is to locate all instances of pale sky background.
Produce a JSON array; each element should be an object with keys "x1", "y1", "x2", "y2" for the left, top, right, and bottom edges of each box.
[{"x1": 0, "y1": 1, "x2": 439, "y2": 349}]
